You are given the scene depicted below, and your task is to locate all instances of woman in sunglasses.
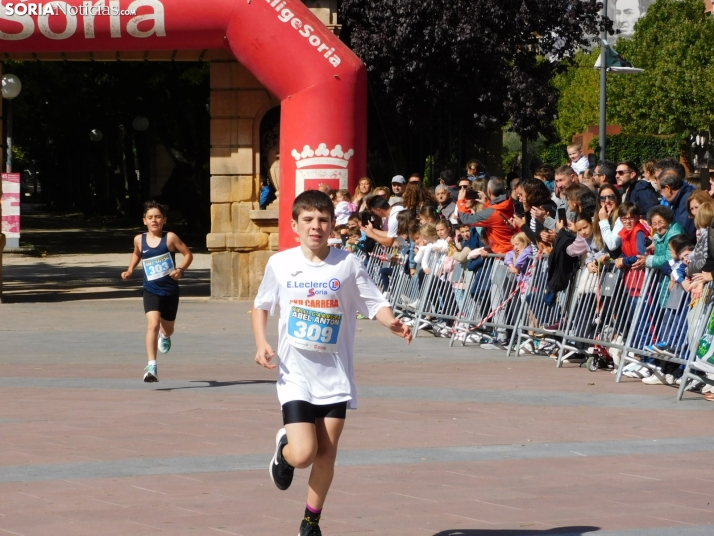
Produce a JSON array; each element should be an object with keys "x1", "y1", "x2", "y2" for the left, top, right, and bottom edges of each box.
[{"x1": 594, "y1": 184, "x2": 623, "y2": 255}]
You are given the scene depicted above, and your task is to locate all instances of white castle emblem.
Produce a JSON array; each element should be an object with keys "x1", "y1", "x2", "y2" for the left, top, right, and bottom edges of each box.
[{"x1": 292, "y1": 143, "x2": 354, "y2": 195}]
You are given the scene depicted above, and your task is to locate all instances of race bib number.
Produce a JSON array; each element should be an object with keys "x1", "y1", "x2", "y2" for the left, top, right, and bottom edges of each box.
[
  {"x1": 143, "y1": 253, "x2": 174, "y2": 281},
  {"x1": 287, "y1": 306, "x2": 342, "y2": 353}
]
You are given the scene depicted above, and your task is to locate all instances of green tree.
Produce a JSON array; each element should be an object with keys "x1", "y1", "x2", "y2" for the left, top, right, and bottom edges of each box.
[
  {"x1": 609, "y1": 0, "x2": 714, "y2": 134},
  {"x1": 552, "y1": 49, "x2": 600, "y2": 143}
]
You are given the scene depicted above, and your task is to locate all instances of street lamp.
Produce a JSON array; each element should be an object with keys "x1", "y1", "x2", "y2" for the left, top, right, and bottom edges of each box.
[
  {"x1": 2, "y1": 74, "x2": 22, "y2": 173},
  {"x1": 596, "y1": 0, "x2": 643, "y2": 161}
]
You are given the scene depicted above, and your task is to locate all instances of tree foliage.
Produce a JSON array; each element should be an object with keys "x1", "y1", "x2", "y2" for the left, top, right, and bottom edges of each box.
[
  {"x1": 552, "y1": 49, "x2": 600, "y2": 143},
  {"x1": 7, "y1": 61, "x2": 210, "y2": 227},
  {"x1": 341, "y1": 0, "x2": 601, "y2": 140},
  {"x1": 609, "y1": 0, "x2": 714, "y2": 134}
]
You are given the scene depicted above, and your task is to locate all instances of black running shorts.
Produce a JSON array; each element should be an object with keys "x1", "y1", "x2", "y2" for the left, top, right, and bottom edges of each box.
[
  {"x1": 282, "y1": 400, "x2": 348, "y2": 425},
  {"x1": 143, "y1": 290, "x2": 180, "y2": 322}
]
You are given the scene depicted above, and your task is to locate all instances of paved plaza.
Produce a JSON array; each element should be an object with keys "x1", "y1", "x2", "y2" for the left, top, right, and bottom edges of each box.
[{"x1": 2, "y1": 253, "x2": 714, "y2": 535}]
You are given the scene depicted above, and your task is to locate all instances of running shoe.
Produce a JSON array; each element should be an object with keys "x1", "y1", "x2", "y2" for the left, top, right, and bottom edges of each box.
[
  {"x1": 269, "y1": 428, "x2": 294, "y2": 491},
  {"x1": 299, "y1": 519, "x2": 322, "y2": 536},
  {"x1": 158, "y1": 334, "x2": 171, "y2": 354},
  {"x1": 143, "y1": 363, "x2": 158, "y2": 383}
]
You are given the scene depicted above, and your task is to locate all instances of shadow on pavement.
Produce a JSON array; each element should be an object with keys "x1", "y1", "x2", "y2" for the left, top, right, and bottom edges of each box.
[
  {"x1": 2, "y1": 265, "x2": 210, "y2": 303},
  {"x1": 155, "y1": 380, "x2": 277, "y2": 391},
  {"x1": 432, "y1": 528, "x2": 600, "y2": 536}
]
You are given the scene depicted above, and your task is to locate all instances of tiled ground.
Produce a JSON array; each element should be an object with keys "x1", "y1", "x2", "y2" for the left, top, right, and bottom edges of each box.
[{"x1": 1, "y1": 299, "x2": 713, "y2": 535}]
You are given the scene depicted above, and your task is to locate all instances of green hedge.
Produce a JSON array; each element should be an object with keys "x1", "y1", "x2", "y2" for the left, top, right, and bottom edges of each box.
[
  {"x1": 540, "y1": 143, "x2": 569, "y2": 167},
  {"x1": 588, "y1": 134, "x2": 685, "y2": 165},
  {"x1": 541, "y1": 134, "x2": 685, "y2": 168}
]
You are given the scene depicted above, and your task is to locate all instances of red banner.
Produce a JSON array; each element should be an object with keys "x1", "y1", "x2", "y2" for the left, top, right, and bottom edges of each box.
[{"x1": 0, "y1": 0, "x2": 367, "y2": 249}]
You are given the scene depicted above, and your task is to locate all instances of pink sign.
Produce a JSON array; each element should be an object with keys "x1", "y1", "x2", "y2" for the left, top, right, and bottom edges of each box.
[{"x1": 1, "y1": 173, "x2": 21, "y2": 239}]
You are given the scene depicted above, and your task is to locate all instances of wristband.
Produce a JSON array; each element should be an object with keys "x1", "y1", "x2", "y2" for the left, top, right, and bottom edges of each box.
[{"x1": 177, "y1": 267, "x2": 185, "y2": 274}]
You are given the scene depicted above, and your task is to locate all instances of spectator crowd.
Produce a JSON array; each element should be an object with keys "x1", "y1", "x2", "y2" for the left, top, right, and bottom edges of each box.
[{"x1": 318, "y1": 145, "x2": 714, "y2": 400}]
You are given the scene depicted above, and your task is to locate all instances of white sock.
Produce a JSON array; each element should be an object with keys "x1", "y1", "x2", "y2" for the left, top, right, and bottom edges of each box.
[
  {"x1": 149, "y1": 360, "x2": 157, "y2": 366},
  {"x1": 159, "y1": 332, "x2": 168, "y2": 339}
]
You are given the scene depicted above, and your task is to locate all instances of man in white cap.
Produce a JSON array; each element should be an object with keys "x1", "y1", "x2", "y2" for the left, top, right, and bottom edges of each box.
[{"x1": 389, "y1": 175, "x2": 405, "y2": 206}]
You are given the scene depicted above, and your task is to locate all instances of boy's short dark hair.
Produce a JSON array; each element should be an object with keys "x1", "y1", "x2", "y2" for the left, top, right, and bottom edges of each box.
[
  {"x1": 143, "y1": 200, "x2": 167, "y2": 217},
  {"x1": 367, "y1": 195, "x2": 391, "y2": 211},
  {"x1": 669, "y1": 233, "x2": 696, "y2": 255},
  {"x1": 347, "y1": 228, "x2": 361, "y2": 237},
  {"x1": 292, "y1": 190, "x2": 335, "y2": 220},
  {"x1": 464, "y1": 189, "x2": 480, "y2": 201},
  {"x1": 618, "y1": 202, "x2": 639, "y2": 219}
]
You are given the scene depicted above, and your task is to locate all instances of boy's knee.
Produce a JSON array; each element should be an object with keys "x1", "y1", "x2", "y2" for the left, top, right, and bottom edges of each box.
[
  {"x1": 287, "y1": 443, "x2": 317, "y2": 469},
  {"x1": 147, "y1": 319, "x2": 161, "y2": 332}
]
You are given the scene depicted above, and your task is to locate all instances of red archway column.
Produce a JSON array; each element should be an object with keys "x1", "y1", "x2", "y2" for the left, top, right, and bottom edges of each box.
[{"x1": 225, "y1": 1, "x2": 366, "y2": 249}]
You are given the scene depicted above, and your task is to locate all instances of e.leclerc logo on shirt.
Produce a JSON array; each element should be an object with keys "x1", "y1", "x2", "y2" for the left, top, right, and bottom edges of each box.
[{"x1": 288, "y1": 278, "x2": 341, "y2": 297}]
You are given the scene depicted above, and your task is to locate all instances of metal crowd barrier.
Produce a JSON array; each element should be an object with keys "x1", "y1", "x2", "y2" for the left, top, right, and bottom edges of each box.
[
  {"x1": 549, "y1": 262, "x2": 638, "y2": 369},
  {"x1": 406, "y1": 250, "x2": 463, "y2": 336},
  {"x1": 365, "y1": 245, "x2": 401, "y2": 290},
  {"x1": 510, "y1": 255, "x2": 572, "y2": 359},
  {"x1": 676, "y1": 285, "x2": 714, "y2": 400},
  {"x1": 613, "y1": 268, "x2": 695, "y2": 382},
  {"x1": 449, "y1": 253, "x2": 530, "y2": 348}
]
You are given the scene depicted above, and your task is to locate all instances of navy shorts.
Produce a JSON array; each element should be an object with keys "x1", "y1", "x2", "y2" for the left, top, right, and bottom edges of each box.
[
  {"x1": 281, "y1": 400, "x2": 348, "y2": 425},
  {"x1": 143, "y1": 290, "x2": 180, "y2": 321}
]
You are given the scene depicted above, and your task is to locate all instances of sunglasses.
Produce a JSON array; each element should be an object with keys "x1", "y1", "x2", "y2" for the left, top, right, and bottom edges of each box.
[
  {"x1": 620, "y1": 216, "x2": 636, "y2": 222},
  {"x1": 459, "y1": 185, "x2": 470, "y2": 189},
  {"x1": 615, "y1": 170, "x2": 632, "y2": 175},
  {"x1": 600, "y1": 194, "x2": 616, "y2": 202}
]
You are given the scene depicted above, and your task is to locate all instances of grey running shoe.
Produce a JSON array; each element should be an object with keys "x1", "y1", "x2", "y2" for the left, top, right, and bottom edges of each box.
[
  {"x1": 143, "y1": 363, "x2": 158, "y2": 383},
  {"x1": 269, "y1": 428, "x2": 294, "y2": 490},
  {"x1": 158, "y1": 334, "x2": 171, "y2": 354}
]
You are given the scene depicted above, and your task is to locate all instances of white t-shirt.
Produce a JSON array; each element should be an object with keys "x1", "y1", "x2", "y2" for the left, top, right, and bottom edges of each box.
[
  {"x1": 384, "y1": 205, "x2": 406, "y2": 236},
  {"x1": 571, "y1": 155, "x2": 590, "y2": 174},
  {"x1": 254, "y1": 247, "x2": 390, "y2": 409}
]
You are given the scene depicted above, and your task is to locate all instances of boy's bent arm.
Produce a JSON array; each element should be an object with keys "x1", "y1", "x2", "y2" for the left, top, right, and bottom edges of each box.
[
  {"x1": 121, "y1": 235, "x2": 142, "y2": 280},
  {"x1": 252, "y1": 307, "x2": 277, "y2": 369},
  {"x1": 374, "y1": 306, "x2": 412, "y2": 344},
  {"x1": 168, "y1": 233, "x2": 194, "y2": 275}
]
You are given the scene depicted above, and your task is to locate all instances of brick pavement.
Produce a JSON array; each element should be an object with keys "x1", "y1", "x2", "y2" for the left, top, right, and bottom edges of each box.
[{"x1": 1, "y1": 299, "x2": 714, "y2": 535}]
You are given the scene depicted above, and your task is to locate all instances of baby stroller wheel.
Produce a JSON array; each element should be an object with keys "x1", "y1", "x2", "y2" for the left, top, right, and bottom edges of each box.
[{"x1": 586, "y1": 355, "x2": 600, "y2": 372}]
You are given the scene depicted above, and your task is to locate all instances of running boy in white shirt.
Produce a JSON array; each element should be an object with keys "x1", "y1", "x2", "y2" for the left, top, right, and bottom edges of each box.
[
  {"x1": 121, "y1": 201, "x2": 193, "y2": 382},
  {"x1": 252, "y1": 190, "x2": 412, "y2": 536}
]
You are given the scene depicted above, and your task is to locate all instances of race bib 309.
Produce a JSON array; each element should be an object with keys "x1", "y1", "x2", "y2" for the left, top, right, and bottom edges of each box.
[{"x1": 287, "y1": 306, "x2": 342, "y2": 353}]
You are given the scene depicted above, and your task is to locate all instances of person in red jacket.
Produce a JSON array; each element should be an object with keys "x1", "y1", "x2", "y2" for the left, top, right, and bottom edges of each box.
[{"x1": 459, "y1": 178, "x2": 516, "y2": 254}]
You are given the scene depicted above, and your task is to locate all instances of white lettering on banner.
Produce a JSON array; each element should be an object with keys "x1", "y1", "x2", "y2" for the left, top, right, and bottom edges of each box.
[
  {"x1": 0, "y1": 0, "x2": 162, "y2": 41},
  {"x1": 38, "y1": 2, "x2": 76, "y2": 39},
  {"x1": 264, "y1": 0, "x2": 341, "y2": 68}
]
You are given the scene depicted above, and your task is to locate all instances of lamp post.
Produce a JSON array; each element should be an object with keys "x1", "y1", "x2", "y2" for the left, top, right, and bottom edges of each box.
[
  {"x1": 2, "y1": 74, "x2": 22, "y2": 173},
  {"x1": 599, "y1": 0, "x2": 608, "y2": 162},
  {"x1": 596, "y1": 1, "x2": 643, "y2": 162}
]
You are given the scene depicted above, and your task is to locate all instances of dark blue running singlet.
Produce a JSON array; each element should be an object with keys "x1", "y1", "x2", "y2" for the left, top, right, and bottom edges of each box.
[{"x1": 141, "y1": 233, "x2": 179, "y2": 296}]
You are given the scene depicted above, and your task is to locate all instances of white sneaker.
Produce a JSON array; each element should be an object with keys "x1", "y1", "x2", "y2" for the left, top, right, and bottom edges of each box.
[
  {"x1": 642, "y1": 369, "x2": 664, "y2": 384},
  {"x1": 519, "y1": 341, "x2": 535, "y2": 355},
  {"x1": 408, "y1": 300, "x2": 420, "y2": 308},
  {"x1": 401, "y1": 317, "x2": 415, "y2": 326},
  {"x1": 481, "y1": 342, "x2": 506, "y2": 351}
]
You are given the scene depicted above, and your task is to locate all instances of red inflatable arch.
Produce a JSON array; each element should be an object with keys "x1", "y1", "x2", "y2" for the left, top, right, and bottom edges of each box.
[{"x1": 0, "y1": 0, "x2": 367, "y2": 249}]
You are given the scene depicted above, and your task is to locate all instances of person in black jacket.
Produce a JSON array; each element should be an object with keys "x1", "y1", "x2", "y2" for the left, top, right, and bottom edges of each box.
[{"x1": 616, "y1": 160, "x2": 659, "y2": 216}]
